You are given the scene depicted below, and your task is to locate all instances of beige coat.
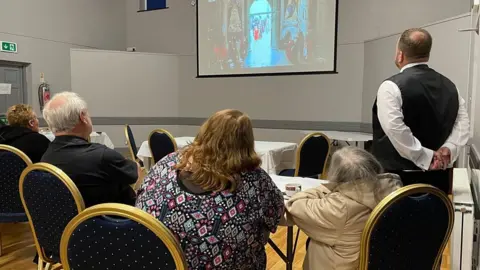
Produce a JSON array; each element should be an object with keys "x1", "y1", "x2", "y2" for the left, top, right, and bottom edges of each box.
[{"x1": 286, "y1": 174, "x2": 401, "y2": 270}]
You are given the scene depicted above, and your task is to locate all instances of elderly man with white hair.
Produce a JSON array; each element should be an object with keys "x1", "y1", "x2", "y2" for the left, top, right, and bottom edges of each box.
[{"x1": 41, "y1": 91, "x2": 140, "y2": 207}]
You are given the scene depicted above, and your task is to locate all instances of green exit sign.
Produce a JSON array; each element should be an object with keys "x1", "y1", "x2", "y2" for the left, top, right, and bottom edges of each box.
[{"x1": 1, "y1": 41, "x2": 17, "y2": 53}]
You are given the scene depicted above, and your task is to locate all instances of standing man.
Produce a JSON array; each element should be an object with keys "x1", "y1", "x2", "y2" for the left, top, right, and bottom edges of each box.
[{"x1": 372, "y1": 28, "x2": 470, "y2": 193}]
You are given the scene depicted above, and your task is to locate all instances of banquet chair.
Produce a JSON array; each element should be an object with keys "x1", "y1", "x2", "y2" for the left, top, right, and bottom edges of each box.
[
  {"x1": 60, "y1": 203, "x2": 187, "y2": 270},
  {"x1": 358, "y1": 184, "x2": 453, "y2": 270},
  {"x1": 148, "y1": 129, "x2": 177, "y2": 163},
  {"x1": 124, "y1": 124, "x2": 143, "y2": 167},
  {"x1": 279, "y1": 132, "x2": 331, "y2": 179},
  {"x1": 20, "y1": 163, "x2": 85, "y2": 270},
  {"x1": 0, "y1": 145, "x2": 32, "y2": 256}
]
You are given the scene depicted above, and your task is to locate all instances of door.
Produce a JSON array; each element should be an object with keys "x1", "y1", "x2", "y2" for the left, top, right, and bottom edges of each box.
[{"x1": 0, "y1": 65, "x2": 25, "y2": 113}]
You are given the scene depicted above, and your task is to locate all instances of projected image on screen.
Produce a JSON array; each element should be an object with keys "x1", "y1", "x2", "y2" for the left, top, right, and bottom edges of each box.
[{"x1": 197, "y1": 0, "x2": 338, "y2": 77}]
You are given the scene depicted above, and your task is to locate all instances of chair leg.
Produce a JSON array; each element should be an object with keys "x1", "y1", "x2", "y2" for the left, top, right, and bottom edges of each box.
[
  {"x1": 37, "y1": 258, "x2": 44, "y2": 270},
  {"x1": 44, "y1": 262, "x2": 51, "y2": 270},
  {"x1": 0, "y1": 231, "x2": 2, "y2": 257}
]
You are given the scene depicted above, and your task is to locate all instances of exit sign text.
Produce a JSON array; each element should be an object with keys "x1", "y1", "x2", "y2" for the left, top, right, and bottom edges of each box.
[{"x1": 1, "y1": 41, "x2": 17, "y2": 53}]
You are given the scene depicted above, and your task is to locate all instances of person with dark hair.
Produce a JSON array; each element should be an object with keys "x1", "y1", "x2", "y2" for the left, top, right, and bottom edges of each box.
[{"x1": 372, "y1": 28, "x2": 470, "y2": 193}]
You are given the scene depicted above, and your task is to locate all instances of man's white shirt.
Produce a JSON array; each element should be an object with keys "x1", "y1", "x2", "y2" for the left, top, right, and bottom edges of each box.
[{"x1": 376, "y1": 62, "x2": 470, "y2": 170}]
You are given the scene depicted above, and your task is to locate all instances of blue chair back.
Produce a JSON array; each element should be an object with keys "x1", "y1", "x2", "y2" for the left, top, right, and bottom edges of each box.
[
  {"x1": 0, "y1": 145, "x2": 31, "y2": 223},
  {"x1": 359, "y1": 184, "x2": 453, "y2": 270},
  {"x1": 20, "y1": 163, "x2": 85, "y2": 264},
  {"x1": 295, "y1": 132, "x2": 331, "y2": 178},
  {"x1": 60, "y1": 203, "x2": 187, "y2": 270},
  {"x1": 125, "y1": 124, "x2": 138, "y2": 161},
  {"x1": 148, "y1": 129, "x2": 177, "y2": 163}
]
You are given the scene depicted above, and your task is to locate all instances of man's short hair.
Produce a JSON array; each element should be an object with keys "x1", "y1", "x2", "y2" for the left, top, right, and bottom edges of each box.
[
  {"x1": 43, "y1": 92, "x2": 88, "y2": 133},
  {"x1": 398, "y1": 28, "x2": 432, "y2": 60}
]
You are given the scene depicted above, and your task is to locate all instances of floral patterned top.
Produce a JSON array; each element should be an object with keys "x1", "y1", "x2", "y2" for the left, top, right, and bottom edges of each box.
[{"x1": 136, "y1": 152, "x2": 285, "y2": 270}]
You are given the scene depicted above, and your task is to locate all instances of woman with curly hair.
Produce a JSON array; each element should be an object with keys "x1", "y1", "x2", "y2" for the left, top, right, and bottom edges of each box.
[
  {"x1": 136, "y1": 109, "x2": 284, "y2": 270},
  {"x1": 0, "y1": 104, "x2": 50, "y2": 162}
]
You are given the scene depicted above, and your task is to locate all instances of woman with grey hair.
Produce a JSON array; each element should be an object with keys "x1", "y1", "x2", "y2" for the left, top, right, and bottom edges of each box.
[{"x1": 286, "y1": 146, "x2": 402, "y2": 270}]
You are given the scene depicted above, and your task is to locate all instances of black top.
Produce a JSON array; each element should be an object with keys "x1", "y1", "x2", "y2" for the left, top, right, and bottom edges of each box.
[
  {"x1": 0, "y1": 126, "x2": 50, "y2": 163},
  {"x1": 372, "y1": 65, "x2": 459, "y2": 171},
  {"x1": 41, "y1": 135, "x2": 138, "y2": 207}
]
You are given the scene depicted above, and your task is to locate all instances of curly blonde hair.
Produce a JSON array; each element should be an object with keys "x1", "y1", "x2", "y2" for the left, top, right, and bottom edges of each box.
[
  {"x1": 7, "y1": 104, "x2": 35, "y2": 128},
  {"x1": 176, "y1": 109, "x2": 261, "y2": 192}
]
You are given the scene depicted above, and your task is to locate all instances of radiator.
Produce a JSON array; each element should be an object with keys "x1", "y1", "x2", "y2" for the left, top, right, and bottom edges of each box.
[
  {"x1": 472, "y1": 166, "x2": 480, "y2": 270},
  {"x1": 451, "y1": 168, "x2": 474, "y2": 270},
  {"x1": 450, "y1": 168, "x2": 475, "y2": 270}
]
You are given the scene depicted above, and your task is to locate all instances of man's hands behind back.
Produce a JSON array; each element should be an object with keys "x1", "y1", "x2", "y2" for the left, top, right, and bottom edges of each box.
[{"x1": 429, "y1": 147, "x2": 451, "y2": 170}]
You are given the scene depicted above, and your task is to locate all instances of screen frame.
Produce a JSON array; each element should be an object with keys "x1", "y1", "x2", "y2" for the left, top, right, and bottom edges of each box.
[{"x1": 196, "y1": 0, "x2": 339, "y2": 78}]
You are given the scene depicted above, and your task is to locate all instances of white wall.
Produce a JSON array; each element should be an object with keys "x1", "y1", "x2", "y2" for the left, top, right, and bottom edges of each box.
[
  {"x1": 70, "y1": 49, "x2": 179, "y2": 118},
  {"x1": 361, "y1": 0, "x2": 471, "y2": 41},
  {"x1": 126, "y1": 0, "x2": 196, "y2": 55},
  {"x1": 0, "y1": 0, "x2": 126, "y2": 113},
  {"x1": 70, "y1": 49, "x2": 181, "y2": 146}
]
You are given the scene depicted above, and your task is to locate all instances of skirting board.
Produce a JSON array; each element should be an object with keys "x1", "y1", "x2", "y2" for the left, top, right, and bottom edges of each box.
[{"x1": 39, "y1": 117, "x2": 373, "y2": 133}]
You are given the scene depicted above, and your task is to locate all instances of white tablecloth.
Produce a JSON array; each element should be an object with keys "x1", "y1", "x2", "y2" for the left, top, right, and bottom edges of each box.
[
  {"x1": 271, "y1": 175, "x2": 329, "y2": 226},
  {"x1": 137, "y1": 137, "x2": 297, "y2": 174},
  {"x1": 270, "y1": 174, "x2": 328, "y2": 193},
  {"x1": 41, "y1": 131, "x2": 115, "y2": 149},
  {"x1": 301, "y1": 130, "x2": 372, "y2": 142}
]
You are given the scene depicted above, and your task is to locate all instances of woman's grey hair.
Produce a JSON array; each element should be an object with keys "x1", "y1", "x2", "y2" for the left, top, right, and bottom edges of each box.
[
  {"x1": 43, "y1": 92, "x2": 88, "y2": 133},
  {"x1": 328, "y1": 147, "x2": 402, "y2": 202},
  {"x1": 328, "y1": 146, "x2": 383, "y2": 184}
]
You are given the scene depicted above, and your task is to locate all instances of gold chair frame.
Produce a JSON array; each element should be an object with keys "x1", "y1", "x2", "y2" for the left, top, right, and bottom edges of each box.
[
  {"x1": 358, "y1": 184, "x2": 454, "y2": 270},
  {"x1": 60, "y1": 203, "x2": 188, "y2": 270},
  {"x1": 0, "y1": 145, "x2": 32, "y2": 257},
  {"x1": 19, "y1": 163, "x2": 85, "y2": 270},
  {"x1": 293, "y1": 132, "x2": 331, "y2": 179},
  {"x1": 148, "y1": 128, "x2": 178, "y2": 163}
]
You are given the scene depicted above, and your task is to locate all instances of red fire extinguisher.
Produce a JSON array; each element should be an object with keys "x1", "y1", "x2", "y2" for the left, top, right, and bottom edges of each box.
[{"x1": 38, "y1": 73, "x2": 50, "y2": 111}]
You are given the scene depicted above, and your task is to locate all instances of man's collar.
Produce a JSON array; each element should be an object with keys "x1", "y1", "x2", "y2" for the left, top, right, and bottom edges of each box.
[{"x1": 400, "y1": 62, "x2": 428, "y2": 73}]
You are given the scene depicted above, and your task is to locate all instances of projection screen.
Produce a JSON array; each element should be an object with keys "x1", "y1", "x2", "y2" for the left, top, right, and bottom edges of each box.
[{"x1": 196, "y1": 0, "x2": 338, "y2": 77}]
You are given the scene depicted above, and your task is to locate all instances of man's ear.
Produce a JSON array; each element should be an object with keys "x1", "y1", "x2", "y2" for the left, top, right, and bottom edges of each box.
[{"x1": 80, "y1": 111, "x2": 88, "y2": 124}]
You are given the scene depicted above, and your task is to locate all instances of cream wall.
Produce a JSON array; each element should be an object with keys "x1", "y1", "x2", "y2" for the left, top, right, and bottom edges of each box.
[{"x1": 0, "y1": 0, "x2": 126, "y2": 113}]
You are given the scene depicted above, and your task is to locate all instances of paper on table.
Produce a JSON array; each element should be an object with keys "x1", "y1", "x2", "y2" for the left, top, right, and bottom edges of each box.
[{"x1": 0, "y1": 83, "x2": 11, "y2": 95}]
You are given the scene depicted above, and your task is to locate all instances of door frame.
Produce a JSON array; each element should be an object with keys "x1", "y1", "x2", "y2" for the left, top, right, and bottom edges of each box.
[{"x1": 0, "y1": 60, "x2": 30, "y2": 108}]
